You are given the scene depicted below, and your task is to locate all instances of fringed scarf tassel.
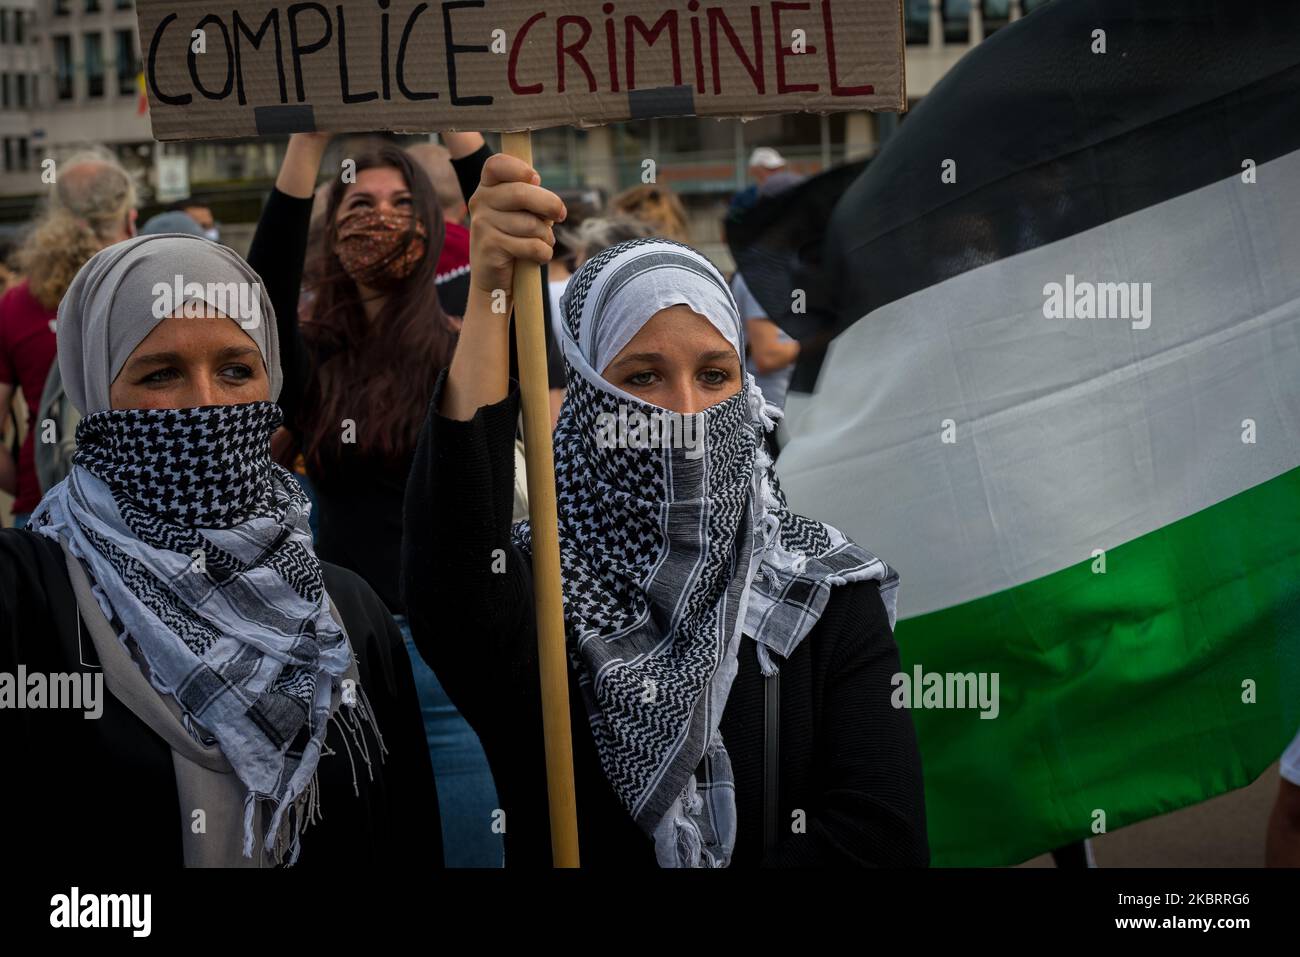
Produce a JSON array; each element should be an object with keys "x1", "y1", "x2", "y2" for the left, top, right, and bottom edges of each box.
[{"x1": 251, "y1": 679, "x2": 386, "y2": 867}]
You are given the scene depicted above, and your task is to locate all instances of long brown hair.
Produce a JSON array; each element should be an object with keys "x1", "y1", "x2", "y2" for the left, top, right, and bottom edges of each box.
[{"x1": 300, "y1": 143, "x2": 454, "y2": 472}]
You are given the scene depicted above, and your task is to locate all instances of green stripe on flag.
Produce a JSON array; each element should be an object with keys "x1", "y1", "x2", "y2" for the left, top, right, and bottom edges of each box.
[{"x1": 897, "y1": 466, "x2": 1300, "y2": 866}]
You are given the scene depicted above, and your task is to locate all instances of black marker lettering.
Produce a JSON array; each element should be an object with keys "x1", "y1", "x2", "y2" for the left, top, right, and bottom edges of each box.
[
  {"x1": 147, "y1": 13, "x2": 192, "y2": 105},
  {"x1": 442, "y1": 1, "x2": 493, "y2": 106},
  {"x1": 233, "y1": 9, "x2": 287, "y2": 105},
  {"x1": 337, "y1": 5, "x2": 378, "y2": 102},
  {"x1": 187, "y1": 14, "x2": 234, "y2": 100},
  {"x1": 379, "y1": 0, "x2": 392, "y2": 100},
  {"x1": 397, "y1": 3, "x2": 438, "y2": 100},
  {"x1": 287, "y1": 2, "x2": 332, "y2": 103}
]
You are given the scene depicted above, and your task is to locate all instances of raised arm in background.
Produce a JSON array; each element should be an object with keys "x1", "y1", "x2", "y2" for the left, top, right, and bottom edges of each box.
[
  {"x1": 246, "y1": 132, "x2": 330, "y2": 430},
  {"x1": 440, "y1": 154, "x2": 565, "y2": 421}
]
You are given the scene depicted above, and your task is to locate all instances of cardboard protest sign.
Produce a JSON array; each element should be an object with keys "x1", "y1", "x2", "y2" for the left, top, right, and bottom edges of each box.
[{"x1": 136, "y1": 0, "x2": 905, "y2": 140}]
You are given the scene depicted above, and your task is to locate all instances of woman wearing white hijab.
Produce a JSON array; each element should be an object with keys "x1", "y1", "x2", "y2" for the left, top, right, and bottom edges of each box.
[
  {"x1": 402, "y1": 155, "x2": 928, "y2": 866},
  {"x1": 0, "y1": 234, "x2": 440, "y2": 867}
]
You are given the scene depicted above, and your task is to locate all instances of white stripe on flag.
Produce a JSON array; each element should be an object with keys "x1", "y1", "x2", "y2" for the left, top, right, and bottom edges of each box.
[{"x1": 778, "y1": 149, "x2": 1300, "y2": 618}]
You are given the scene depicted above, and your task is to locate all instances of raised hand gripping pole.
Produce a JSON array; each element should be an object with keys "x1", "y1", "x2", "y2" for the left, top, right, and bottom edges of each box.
[{"x1": 501, "y1": 131, "x2": 580, "y2": 868}]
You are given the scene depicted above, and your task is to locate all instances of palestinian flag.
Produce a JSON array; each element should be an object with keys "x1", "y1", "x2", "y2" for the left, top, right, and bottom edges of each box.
[{"x1": 775, "y1": 0, "x2": 1300, "y2": 865}]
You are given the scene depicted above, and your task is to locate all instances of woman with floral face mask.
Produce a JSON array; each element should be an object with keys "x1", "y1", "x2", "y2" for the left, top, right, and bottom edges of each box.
[
  {"x1": 0, "y1": 234, "x2": 440, "y2": 867},
  {"x1": 402, "y1": 154, "x2": 929, "y2": 867},
  {"x1": 248, "y1": 136, "x2": 464, "y2": 611},
  {"x1": 247, "y1": 132, "x2": 504, "y2": 868}
]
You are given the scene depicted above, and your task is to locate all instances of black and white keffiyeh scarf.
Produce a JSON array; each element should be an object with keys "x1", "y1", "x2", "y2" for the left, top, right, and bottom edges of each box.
[
  {"x1": 30, "y1": 401, "x2": 379, "y2": 865},
  {"x1": 512, "y1": 239, "x2": 899, "y2": 867}
]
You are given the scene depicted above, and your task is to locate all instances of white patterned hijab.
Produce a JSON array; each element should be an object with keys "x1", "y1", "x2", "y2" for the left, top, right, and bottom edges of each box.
[{"x1": 512, "y1": 239, "x2": 898, "y2": 867}]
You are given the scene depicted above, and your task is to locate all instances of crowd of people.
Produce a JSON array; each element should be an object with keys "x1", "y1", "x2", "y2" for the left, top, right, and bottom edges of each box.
[
  {"x1": 1, "y1": 129, "x2": 1297, "y2": 869},
  {"x1": 0, "y1": 132, "x2": 917, "y2": 869}
]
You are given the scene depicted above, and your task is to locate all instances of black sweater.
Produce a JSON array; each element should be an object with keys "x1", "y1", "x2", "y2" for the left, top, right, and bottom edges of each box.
[
  {"x1": 246, "y1": 145, "x2": 492, "y2": 613},
  {"x1": 0, "y1": 528, "x2": 442, "y2": 867},
  {"x1": 401, "y1": 370, "x2": 929, "y2": 867}
]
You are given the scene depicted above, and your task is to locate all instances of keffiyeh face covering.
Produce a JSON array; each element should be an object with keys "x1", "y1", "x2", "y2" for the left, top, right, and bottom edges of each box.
[
  {"x1": 512, "y1": 239, "x2": 899, "y2": 867},
  {"x1": 31, "y1": 401, "x2": 378, "y2": 865}
]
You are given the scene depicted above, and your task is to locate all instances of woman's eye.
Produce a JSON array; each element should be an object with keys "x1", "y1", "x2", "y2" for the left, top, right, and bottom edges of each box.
[
  {"x1": 141, "y1": 368, "x2": 178, "y2": 385},
  {"x1": 396, "y1": 196, "x2": 413, "y2": 207},
  {"x1": 221, "y1": 364, "x2": 254, "y2": 382},
  {"x1": 627, "y1": 371, "x2": 658, "y2": 387},
  {"x1": 699, "y1": 368, "x2": 730, "y2": 386}
]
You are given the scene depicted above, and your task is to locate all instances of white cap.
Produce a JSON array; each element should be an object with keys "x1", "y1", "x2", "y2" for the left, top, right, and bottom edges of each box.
[{"x1": 748, "y1": 147, "x2": 786, "y2": 170}]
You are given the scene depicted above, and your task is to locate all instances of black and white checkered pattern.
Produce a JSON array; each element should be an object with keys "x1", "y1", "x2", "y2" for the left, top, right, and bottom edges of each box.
[
  {"x1": 513, "y1": 240, "x2": 898, "y2": 866},
  {"x1": 31, "y1": 400, "x2": 361, "y2": 864},
  {"x1": 74, "y1": 403, "x2": 282, "y2": 527}
]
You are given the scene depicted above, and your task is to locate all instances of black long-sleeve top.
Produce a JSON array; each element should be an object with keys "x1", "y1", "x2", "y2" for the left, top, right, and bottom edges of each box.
[
  {"x1": 246, "y1": 145, "x2": 492, "y2": 613},
  {"x1": 401, "y1": 369, "x2": 930, "y2": 867},
  {"x1": 0, "y1": 528, "x2": 442, "y2": 867}
]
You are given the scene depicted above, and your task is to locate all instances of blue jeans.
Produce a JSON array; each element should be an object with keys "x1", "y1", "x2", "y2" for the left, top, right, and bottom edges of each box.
[
  {"x1": 394, "y1": 615, "x2": 504, "y2": 868},
  {"x1": 12, "y1": 512, "x2": 29, "y2": 530}
]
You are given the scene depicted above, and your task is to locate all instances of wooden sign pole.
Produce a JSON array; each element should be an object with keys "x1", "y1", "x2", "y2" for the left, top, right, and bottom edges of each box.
[{"x1": 500, "y1": 130, "x2": 581, "y2": 868}]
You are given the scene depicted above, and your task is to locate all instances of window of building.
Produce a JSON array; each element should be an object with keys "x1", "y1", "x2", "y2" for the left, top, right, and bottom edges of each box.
[
  {"x1": 16, "y1": 72, "x2": 27, "y2": 107},
  {"x1": 983, "y1": 0, "x2": 1011, "y2": 36},
  {"x1": 116, "y1": 0, "x2": 134, "y2": 9},
  {"x1": 1, "y1": 10, "x2": 10, "y2": 45},
  {"x1": 943, "y1": 0, "x2": 972, "y2": 45},
  {"x1": 15, "y1": 10, "x2": 25, "y2": 44},
  {"x1": 1, "y1": 75, "x2": 10, "y2": 110},
  {"x1": 115, "y1": 29, "x2": 138, "y2": 94},
  {"x1": 54, "y1": 34, "x2": 74, "y2": 99},
  {"x1": 85, "y1": 0, "x2": 102, "y2": 13},
  {"x1": 17, "y1": 138, "x2": 29, "y2": 171},
  {"x1": 55, "y1": 1, "x2": 71, "y2": 16},
  {"x1": 3, "y1": 138, "x2": 12, "y2": 173},
  {"x1": 905, "y1": 0, "x2": 929, "y2": 45},
  {"x1": 85, "y1": 32, "x2": 105, "y2": 98}
]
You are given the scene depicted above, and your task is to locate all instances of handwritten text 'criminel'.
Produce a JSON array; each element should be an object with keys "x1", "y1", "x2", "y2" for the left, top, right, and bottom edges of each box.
[{"x1": 146, "y1": 0, "x2": 873, "y2": 109}]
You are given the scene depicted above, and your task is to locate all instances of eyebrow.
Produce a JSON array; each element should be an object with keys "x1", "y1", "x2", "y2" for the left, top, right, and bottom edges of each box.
[
  {"x1": 126, "y1": 345, "x2": 260, "y2": 369},
  {"x1": 346, "y1": 189, "x2": 411, "y2": 201},
  {"x1": 610, "y1": 349, "x2": 739, "y2": 368},
  {"x1": 610, "y1": 352, "x2": 665, "y2": 367},
  {"x1": 699, "y1": 349, "x2": 738, "y2": 364}
]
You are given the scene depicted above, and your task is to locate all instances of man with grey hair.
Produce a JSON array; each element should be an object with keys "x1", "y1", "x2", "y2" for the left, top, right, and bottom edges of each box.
[
  {"x1": 49, "y1": 148, "x2": 140, "y2": 240},
  {"x1": 2, "y1": 147, "x2": 137, "y2": 526}
]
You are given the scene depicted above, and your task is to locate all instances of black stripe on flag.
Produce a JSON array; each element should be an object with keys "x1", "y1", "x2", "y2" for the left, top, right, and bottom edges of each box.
[{"x1": 812, "y1": 0, "x2": 1300, "y2": 375}]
